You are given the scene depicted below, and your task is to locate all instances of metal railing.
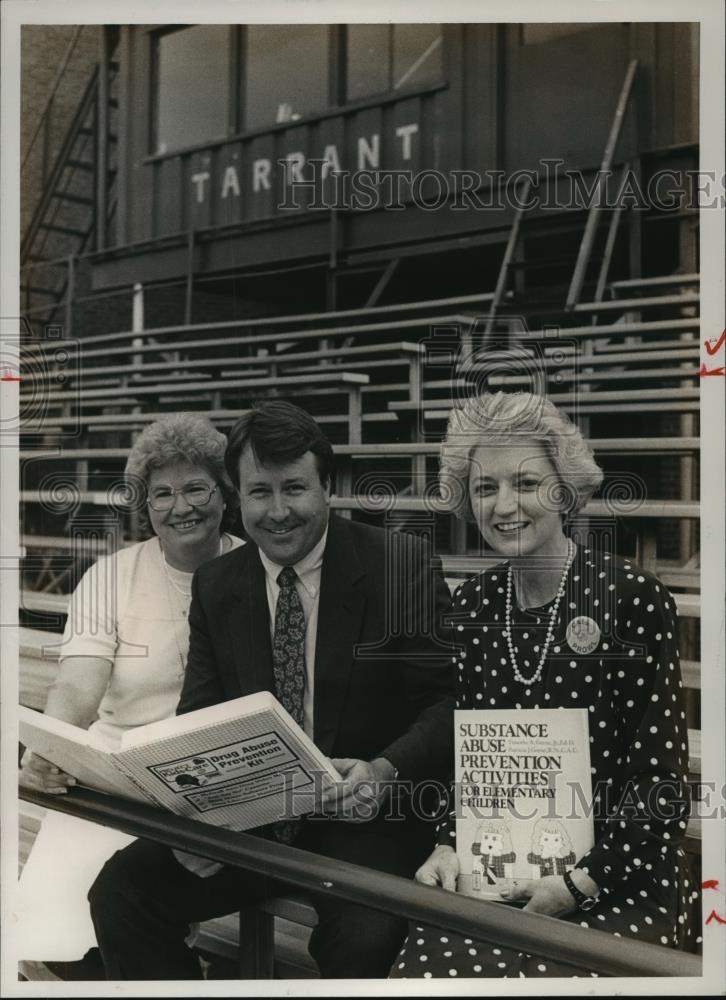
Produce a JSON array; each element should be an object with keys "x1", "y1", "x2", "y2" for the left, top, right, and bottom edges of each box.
[
  {"x1": 19, "y1": 786, "x2": 702, "y2": 979},
  {"x1": 21, "y1": 65, "x2": 101, "y2": 265}
]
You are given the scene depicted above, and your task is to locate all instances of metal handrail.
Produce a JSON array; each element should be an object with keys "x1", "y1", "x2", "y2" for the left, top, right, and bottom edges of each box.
[
  {"x1": 19, "y1": 786, "x2": 701, "y2": 979},
  {"x1": 566, "y1": 59, "x2": 638, "y2": 309},
  {"x1": 21, "y1": 65, "x2": 100, "y2": 263}
]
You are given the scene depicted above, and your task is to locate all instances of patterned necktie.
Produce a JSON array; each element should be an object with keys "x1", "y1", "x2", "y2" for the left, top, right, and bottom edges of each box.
[
  {"x1": 271, "y1": 566, "x2": 306, "y2": 842},
  {"x1": 272, "y1": 566, "x2": 306, "y2": 726}
]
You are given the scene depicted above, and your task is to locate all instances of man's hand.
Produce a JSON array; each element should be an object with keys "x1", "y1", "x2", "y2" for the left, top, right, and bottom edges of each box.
[
  {"x1": 19, "y1": 749, "x2": 76, "y2": 795},
  {"x1": 415, "y1": 845, "x2": 460, "y2": 892},
  {"x1": 498, "y1": 874, "x2": 582, "y2": 916},
  {"x1": 320, "y1": 757, "x2": 395, "y2": 822}
]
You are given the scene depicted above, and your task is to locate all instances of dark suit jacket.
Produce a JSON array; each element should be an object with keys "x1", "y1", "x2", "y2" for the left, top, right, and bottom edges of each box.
[{"x1": 178, "y1": 514, "x2": 455, "y2": 783}]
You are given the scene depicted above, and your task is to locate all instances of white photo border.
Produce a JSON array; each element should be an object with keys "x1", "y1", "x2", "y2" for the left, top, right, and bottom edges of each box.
[{"x1": 1, "y1": 0, "x2": 724, "y2": 996}]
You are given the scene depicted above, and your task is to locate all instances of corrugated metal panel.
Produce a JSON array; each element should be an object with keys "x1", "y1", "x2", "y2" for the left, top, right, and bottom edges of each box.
[
  {"x1": 655, "y1": 22, "x2": 677, "y2": 149},
  {"x1": 154, "y1": 155, "x2": 183, "y2": 235},
  {"x1": 672, "y1": 22, "x2": 698, "y2": 146},
  {"x1": 141, "y1": 91, "x2": 447, "y2": 240},
  {"x1": 461, "y1": 25, "x2": 499, "y2": 176},
  {"x1": 503, "y1": 22, "x2": 633, "y2": 171},
  {"x1": 127, "y1": 27, "x2": 154, "y2": 243},
  {"x1": 113, "y1": 23, "x2": 697, "y2": 257}
]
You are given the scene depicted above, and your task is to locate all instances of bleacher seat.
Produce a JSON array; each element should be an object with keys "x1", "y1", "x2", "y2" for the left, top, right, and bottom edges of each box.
[{"x1": 18, "y1": 274, "x2": 703, "y2": 978}]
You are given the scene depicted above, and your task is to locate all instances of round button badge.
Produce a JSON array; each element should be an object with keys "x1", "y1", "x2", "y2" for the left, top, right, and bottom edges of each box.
[{"x1": 566, "y1": 616, "x2": 601, "y2": 655}]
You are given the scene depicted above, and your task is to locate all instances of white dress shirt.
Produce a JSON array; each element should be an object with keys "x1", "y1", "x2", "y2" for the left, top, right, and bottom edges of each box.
[{"x1": 258, "y1": 526, "x2": 328, "y2": 739}]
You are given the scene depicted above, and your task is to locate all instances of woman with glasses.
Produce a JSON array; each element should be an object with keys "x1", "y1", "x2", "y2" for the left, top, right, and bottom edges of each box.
[{"x1": 18, "y1": 413, "x2": 243, "y2": 978}]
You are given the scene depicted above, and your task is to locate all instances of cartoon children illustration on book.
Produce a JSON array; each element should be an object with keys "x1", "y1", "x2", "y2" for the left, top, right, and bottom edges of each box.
[
  {"x1": 470, "y1": 820, "x2": 516, "y2": 889},
  {"x1": 526, "y1": 818, "x2": 576, "y2": 877}
]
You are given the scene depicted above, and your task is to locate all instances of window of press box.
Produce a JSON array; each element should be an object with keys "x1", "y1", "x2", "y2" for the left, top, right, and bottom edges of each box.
[
  {"x1": 154, "y1": 25, "x2": 231, "y2": 154},
  {"x1": 244, "y1": 25, "x2": 330, "y2": 129},
  {"x1": 346, "y1": 24, "x2": 442, "y2": 101}
]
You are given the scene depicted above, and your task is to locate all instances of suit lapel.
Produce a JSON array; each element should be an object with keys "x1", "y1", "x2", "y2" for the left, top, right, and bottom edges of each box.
[
  {"x1": 229, "y1": 545, "x2": 274, "y2": 696},
  {"x1": 313, "y1": 516, "x2": 365, "y2": 756}
]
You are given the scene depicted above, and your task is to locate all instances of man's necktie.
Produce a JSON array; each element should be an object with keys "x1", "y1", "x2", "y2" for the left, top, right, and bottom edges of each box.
[{"x1": 271, "y1": 566, "x2": 306, "y2": 842}]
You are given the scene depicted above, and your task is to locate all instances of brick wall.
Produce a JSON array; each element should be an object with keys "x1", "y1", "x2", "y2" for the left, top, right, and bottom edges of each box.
[{"x1": 21, "y1": 25, "x2": 100, "y2": 241}]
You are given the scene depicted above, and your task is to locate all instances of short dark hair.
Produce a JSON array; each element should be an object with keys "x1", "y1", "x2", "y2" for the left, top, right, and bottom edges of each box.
[{"x1": 225, "y1": 400, "x2": 335, "y2": 490}]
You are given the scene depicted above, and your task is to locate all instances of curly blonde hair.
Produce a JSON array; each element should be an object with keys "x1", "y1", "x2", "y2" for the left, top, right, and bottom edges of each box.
[
  {"x1": 125, "y1": 412, "x2": 239, "y2": 533},
  {"x1": 439, "y1": 392, "x2": 603, "y2": 522}
]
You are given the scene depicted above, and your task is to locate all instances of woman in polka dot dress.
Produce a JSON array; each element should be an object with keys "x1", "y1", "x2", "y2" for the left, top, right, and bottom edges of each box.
[{"x1": 390, "y1": 392, "x2": 698, "y2": 979}]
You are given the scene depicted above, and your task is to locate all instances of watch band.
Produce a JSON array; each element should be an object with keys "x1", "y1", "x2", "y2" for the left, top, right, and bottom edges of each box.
[{"x1": 563, "y1": 870, "x2": 599, "y2": 911}]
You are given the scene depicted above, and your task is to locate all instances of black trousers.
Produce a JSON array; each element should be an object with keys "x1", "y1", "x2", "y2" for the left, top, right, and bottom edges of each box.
[{"x1": 88, "y1": 816, "x2": 432, "y2": 980}]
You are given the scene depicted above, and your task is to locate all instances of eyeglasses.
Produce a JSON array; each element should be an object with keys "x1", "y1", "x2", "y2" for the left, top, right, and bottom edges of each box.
[{"x1": 147, "y1": 484, "x2": 219, "y2": 512}]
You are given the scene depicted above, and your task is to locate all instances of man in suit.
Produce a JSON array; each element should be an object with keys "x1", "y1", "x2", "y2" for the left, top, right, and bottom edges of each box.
[{"x1": 89, "y1": 400, "x2": 454, "y2": 979}]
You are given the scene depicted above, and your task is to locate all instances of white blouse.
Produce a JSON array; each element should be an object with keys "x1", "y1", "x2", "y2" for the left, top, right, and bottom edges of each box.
[{"x1": 60, "y1": 533, "x2": 243, "y2": 748}]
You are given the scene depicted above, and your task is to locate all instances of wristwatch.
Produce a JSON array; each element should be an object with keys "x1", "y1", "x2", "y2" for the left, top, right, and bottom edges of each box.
[{"x1": 563, "y1": 870, "x2": 599, "y2": 911}]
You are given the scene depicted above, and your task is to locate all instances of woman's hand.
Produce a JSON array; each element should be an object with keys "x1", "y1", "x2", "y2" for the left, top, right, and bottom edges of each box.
[
  {"x1": 19, "y1": 748, "x2": 76, "y2": 795},
  {"x1": 498, "y1": 875, "x2": 577, "y2": 916},
  {"x1": 19, "y1": 655, "x2": 112, "y2": 796},
  {"x1": 415, "y1": 845, "x2": 460, "y2": 892}
]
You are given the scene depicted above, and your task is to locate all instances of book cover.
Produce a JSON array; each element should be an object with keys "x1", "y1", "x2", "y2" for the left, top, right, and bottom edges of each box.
[
  {"x1": 19, "y1": 691, "x2": 340, "y2": 832},
  {"x1": 17, "y1": 711, "x2": 146, "y2": 801},
  {"x1": 454, "y1": 708, "x2": 594, "y2": 899}
]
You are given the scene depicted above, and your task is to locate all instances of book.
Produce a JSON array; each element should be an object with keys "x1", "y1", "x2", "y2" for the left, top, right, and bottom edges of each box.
[
  {"x1": 19, "y1": 692, "x2": 341, "y2": 832},
  {"x1": 454, "y1": 708, "x2": 594, "y2": 899}
]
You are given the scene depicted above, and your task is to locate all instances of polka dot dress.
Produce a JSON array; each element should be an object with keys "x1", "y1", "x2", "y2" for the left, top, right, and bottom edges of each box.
[{"x1": 390, "y1": 547, "x2": 699, "y2": 978}]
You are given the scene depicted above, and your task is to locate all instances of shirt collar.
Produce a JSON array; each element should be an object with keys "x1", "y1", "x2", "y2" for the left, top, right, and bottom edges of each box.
[{"x1": 258, "y1": 526, "x2": 328, "y2": 599}]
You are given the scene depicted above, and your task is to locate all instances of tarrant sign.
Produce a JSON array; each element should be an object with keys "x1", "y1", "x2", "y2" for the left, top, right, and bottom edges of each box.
[{"x1": 189, "y1": 122, "x2": 421, "y2": 203}]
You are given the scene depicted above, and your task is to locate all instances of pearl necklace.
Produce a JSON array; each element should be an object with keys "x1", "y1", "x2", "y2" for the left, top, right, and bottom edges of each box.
[{"x1": 504, "y1": 538, "x2": 576, "y2": 686}]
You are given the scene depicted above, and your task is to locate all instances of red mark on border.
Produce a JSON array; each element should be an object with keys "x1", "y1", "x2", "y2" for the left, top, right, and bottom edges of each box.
[
  {"x1": 702, "y1": 879, "x2": 720, "y2": 891},
  {"x1": 705, "y1": 910, "x2": 726, "y2": 926},
  {"x1": 704, "y1": 329, "x2": 726, "y2": 356},
  {"x1": 699, "y1": 363, "x2": 725, "y2": 377}
]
